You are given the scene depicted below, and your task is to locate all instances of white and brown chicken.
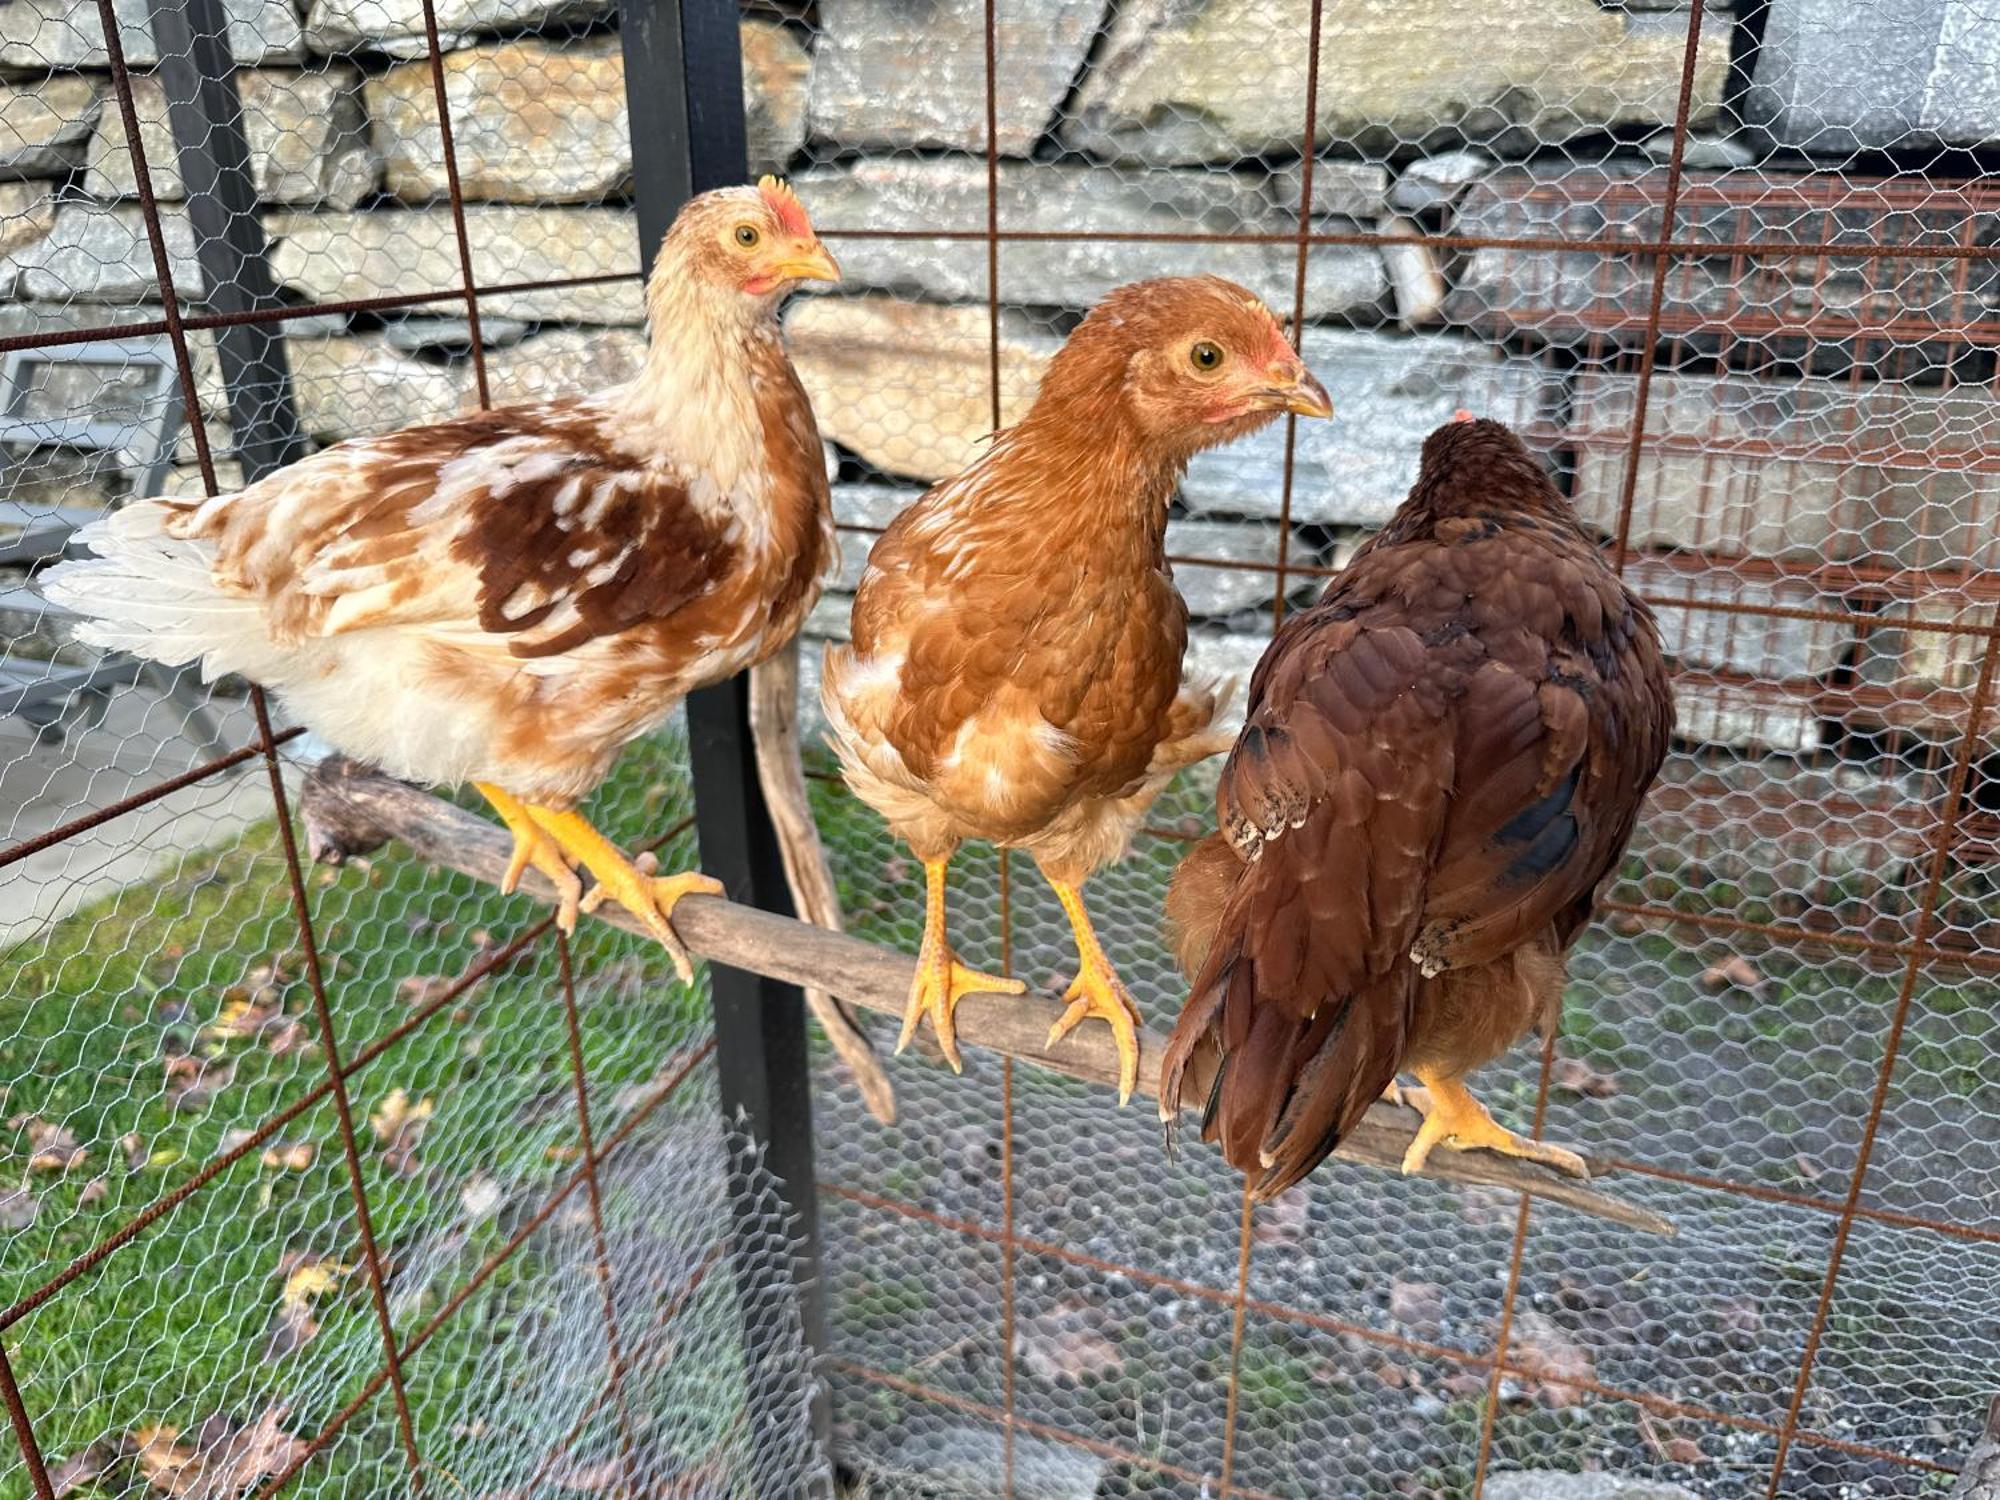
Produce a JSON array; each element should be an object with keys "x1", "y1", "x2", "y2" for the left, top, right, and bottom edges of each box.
[{"x1": 46, "y1": 178, "x2": 841, "y2": 977}]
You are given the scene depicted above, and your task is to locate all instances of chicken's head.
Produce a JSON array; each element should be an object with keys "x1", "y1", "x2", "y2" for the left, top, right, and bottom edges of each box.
[
  {"x1": 1042, "y1": 276, "x2": 1331, "y2": 461},
  {"x1": 659, "y1": 176, "x2": 841, "y2": 306}
]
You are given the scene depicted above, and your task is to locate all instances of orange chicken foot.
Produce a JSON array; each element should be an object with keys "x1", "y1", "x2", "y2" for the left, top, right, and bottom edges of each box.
[
  {"x1": 899, "y1": 856, "x2": 1025, "y2": 1072},
  {"x1": 476, "y1": 783, "x2": 582, "y2": 933},
  {"x1": 1399, "y1": 1071, "x2": 1589, "y2": 1179},
  {"x1": 1044, "y1": 879, "x2": 1141, "y2": 1107},
  {"x1": 521, "y1": 806, "x2": 722, "y2": 984}
]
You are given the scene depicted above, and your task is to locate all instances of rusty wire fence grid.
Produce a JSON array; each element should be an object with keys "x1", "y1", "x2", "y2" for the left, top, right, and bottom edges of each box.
[{"x1": 1, "y1": 0, "x2": 1997, "y2": 1496}]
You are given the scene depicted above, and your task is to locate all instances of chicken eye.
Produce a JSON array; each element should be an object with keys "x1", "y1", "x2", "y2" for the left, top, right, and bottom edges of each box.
[
  {"x1": 1190, "y1": 341, "x2": 1224, "y2": 372},
  {"x1": 734, "y1": 224, "x2": 761, "y2": 249}
]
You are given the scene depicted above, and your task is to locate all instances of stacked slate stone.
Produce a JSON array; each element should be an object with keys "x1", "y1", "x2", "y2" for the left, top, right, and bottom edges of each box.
[{"x1": 1, "y1": 0, "x2": 1995, "y2": 787}]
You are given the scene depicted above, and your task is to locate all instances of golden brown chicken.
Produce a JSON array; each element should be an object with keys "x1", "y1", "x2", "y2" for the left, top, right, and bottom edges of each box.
[
  {"x1": 1159, "y1": 415, "x2": 1672, "y2": 1195},
  {"x1": 822, "y1": 276, "x2": 1332, "y2": 1102},
  {"x1": 46, "y1": 179, "x2": 840, "y2": 978}
]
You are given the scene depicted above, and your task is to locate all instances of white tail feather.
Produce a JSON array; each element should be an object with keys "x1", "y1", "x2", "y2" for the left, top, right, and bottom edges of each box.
[{"x1": 40, "y1": 501, "x2": 277, "y2": 681}]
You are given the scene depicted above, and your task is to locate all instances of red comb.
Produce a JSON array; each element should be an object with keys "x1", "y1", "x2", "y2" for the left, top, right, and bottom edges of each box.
[
  {"x1": 758, "y1": 174, "x2": 812, "y2": 239},
  {"x1": 1451, "y1": 408, "x2": 1476, "y2": 423}
]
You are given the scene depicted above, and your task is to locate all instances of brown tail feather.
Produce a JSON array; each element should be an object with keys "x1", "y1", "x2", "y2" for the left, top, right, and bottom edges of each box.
[{"x1": 1158, "y1": 835, "x2": 1411, "y2": 1196}]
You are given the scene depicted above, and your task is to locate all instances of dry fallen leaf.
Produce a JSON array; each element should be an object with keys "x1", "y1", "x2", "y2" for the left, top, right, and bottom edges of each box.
[
  {"x1": 1017, "y1": 1303, "x2": 1122, "y2": 1386},
  {"x1": 0, "y1": 1188, "x2": 38, "y2": 1230},
  {"x1": 122, "y1": 1131, "x2": 149, "y2": 1173},
  {"x1": 1550, "y1": 1056, "x2": 1620, "y2": 1099},
  {"x1": 14, "y1": 1116, "x2": 87, "y2": 1173},
  {"x1": 1508, "y1": 1310, "x2": 1595, "y2": 1409},
  {"x1": 260, "y1": 1142, "x2": 317, "y2": 1173},
  {"x1": 163, "y1": 1054, "x2": 236, "y2": 1113},
  {"x1": 264, "y1": 1260, "x2": 351, "y2": 1361},
  {"x1": 130, "y1": 1423, "x2": 200, "y2": 1495},
  {"x1": 1388, "y1": 1278, "x2": 1446, "y2": 1339},
  {"x1": 554, "y1": 1456, "x2": 624, "y2": 1492},
  {"x1": 79, "y1": 1176, "x2": 109, "y2": 1207},
  {"x1": 49, "y1": 1437, "x2": 117, "y2": 1497},
  {"x1": 1699, "y1": 954, "x2": 1765, "y2": 992},
  {"x1": 369, "y1": 1088, "x2": 434, "y2": 1177},
  {"x1": 396, "y1": 974, "x2": 454, "y2": 1008}
]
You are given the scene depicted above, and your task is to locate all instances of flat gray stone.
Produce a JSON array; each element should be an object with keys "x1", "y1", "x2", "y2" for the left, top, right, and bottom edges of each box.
[
  {"x1": 1388, "y1": 149, "x2": 1495, "y2": 212},
  {"x1": 792, "y1": 156, "x2": 1384, "y2": 319},
  {"x1": 1625, "y1": 557, "x2": 1851, "y2": 682},
  {"x1": 0, "y1": 76, "x2": 99, "y2": 178},
  {"x1": 1568, "y1": 370, "x2": 2000, "y2": 573},
  {"x1": 285, "y1": 330, "x2": 461, "y2": 439},
  {"x1": 1445, "y1": 165, "x2": 1999, "y2": 357},
  {"x1": 0, "y1": 0, "x2": 305, "y2": 71},
  {"x1": 1747, "y1": 0, "x2": 2000, "y2": 151},
  {"x1": 368, "y1": 37, "x2": 627, "y2": 205},
  {"x1": 302, "y1": 0, "x2": 608, "y2": 56},
  {"x1": 739, "y1": 17, "x2": 809, "y2": 175},
  {"x1": 1063, "y1": 0, "x2": 1731, "y2": 164},
  {"x1": 807, "y1": 0, "x2": 1105, "y2": 156},
  {"x1": 381, "y1": 313, "x2": 531, "y2": 353},
  {"x1": 13, "y1": 202, "x2": 206, "y2": 303},
  {"x1": 1487, "y1": 1472, "x2": 1702, "y2": 1500},
  {"x1": 269, "y1": 205, "x2": 641, "y2": 326},
  {"x1": 466, "y1": 326, "x2": 646, "y2": 408},
  {"x1": 1180, "y1": 328, "x2": 1552, "y2": 526},
  {"x1": 0, "y1": 181, "x2": 55, "y2": 267},
  {"x1": 1253, "y1": 157, "x2": 1391, "y2": 220},
  {"x1": 86, "y1": 66, "x2": 376, "y2": 208},
  {"x1": 788, "y1": 295, "x2": 1059, "y2": 483},
  {"x1": 1641, "y1": 128, "x2": 1756, "y2": 168}
]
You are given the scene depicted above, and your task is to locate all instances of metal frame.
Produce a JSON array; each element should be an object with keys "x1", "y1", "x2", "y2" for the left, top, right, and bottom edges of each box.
[{"x1": 620, "y1": 1, "x2": 832, "y2": 1487}]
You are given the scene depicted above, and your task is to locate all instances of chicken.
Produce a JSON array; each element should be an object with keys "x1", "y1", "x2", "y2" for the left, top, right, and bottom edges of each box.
[
  {"x1": 1158, "y1": 415, "x2": 1672, "y2": 1196},
  {"x1": 44, "y1": 178, "x2": 841, "y2": 980},
  {"x1": 822, "y1": 275, "x2": 1332, "y2": 1103}
]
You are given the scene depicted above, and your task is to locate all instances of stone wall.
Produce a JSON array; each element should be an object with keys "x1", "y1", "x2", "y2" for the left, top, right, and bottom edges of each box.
[{"x1": 2, "y1": 0, "x2": 1996, "y2": 767}]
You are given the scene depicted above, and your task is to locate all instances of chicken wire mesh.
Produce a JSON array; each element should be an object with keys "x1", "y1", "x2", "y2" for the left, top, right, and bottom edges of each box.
[{"x1": 0, "y1": 0, "x2": 1996, "y2": 1497}]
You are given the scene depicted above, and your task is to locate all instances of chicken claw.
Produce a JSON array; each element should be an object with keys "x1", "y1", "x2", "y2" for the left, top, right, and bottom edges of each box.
[
  {"x1": 900, "y1": 936, "x2": 1025, "y2": 1073},
  {"x1": 523, "y1": 809, "x2": 721, "y2": 984},
  {"x1": 1398, "y1": 1073, "x2": 1589, "y2": 1180},
  {"x1": 476, "y1": 782, "x2": 582, "y2": 933},
  {"x1": 899, "y1": 856, "x2": 1024, "y2": 1071},
  {"x1": 1045, "y1": 955, "x2": 1142, "y2": 1107}
]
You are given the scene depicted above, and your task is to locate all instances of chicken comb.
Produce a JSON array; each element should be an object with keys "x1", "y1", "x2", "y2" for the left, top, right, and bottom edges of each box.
[
  {"x1": 1451, "y1": 408, "x2": 1477, "y2": 422},
  {"x1": 757, "y1": 174, "x2": 812, "y2": 239}
]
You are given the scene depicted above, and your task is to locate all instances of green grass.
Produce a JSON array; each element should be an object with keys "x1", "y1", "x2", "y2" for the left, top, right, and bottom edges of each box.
[{"x1": 0, "y1": 736, "x2": 710, "y2": 1497}]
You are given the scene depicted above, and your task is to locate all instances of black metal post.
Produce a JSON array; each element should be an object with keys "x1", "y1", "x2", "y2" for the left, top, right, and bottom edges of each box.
[
  {"x1": 146, "y1": 0, "x2": 306, "y2": 486},
  {"x1": 619, "y1": 1, "x2": 831, "y2": 1489}
]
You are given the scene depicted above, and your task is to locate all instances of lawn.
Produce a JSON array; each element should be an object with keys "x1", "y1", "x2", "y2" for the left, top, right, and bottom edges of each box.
[{"x1": 0, "y1": 730, "x2": 736, "y2": 1498}]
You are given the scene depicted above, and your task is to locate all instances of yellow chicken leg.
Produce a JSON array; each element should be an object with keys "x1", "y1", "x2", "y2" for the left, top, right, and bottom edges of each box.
[
  {"x1": 1399, "y1": 1071, "x2": 1589, "y2": 1179},
  {"x1": 475, "y1": 783, "x2": 582, "y2": 933},
  {"x1": 522, "y1": 805, "x2": 722, "y2": 984},
  {"x1": 1044, "y1": 879, "x2": 1141, "y2": 1107},
  {"x1": 900, "y1": 857, "x2": 1025, "y2": 1072}
]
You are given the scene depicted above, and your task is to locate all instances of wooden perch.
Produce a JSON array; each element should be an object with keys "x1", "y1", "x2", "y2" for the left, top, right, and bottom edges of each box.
[{"x1": 299, "y1": 759, "x2": 1675, "y2": 1238}]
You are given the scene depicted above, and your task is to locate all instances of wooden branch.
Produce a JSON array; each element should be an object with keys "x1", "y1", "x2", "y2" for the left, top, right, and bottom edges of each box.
[
  {"x1": 748, "y1": 641, "x2": 896, "y2": 1125},
  {"x1": 300, "y1": 759, "x2": 1675, "y2": 1238}
]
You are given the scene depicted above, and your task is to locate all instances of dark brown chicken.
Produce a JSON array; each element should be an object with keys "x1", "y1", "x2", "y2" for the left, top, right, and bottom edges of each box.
[{"x1": 1158, "y1": 415, "x2": 1672, "y2": 1198}]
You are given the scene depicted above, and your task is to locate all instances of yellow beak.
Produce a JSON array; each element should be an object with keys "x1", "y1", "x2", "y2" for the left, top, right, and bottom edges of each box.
[
  {"x1": 769, "y1": 241, "x2": 842, "y2": 284},
  {"x1": 1269, "y1": 366, "x2": 1333, "y2": 419}
]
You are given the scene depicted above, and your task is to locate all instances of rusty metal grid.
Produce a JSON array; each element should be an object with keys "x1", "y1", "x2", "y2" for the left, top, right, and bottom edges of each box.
[
  {"x1": 0, "y1": 0, "x2": 1995, "y2": 1497},
  {"x1": 0, "y1": 1, "x2": 821, "y2": 1495}
]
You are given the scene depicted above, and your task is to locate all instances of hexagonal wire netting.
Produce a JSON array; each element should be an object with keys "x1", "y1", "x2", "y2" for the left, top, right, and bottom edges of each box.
[{"x1": 0, "y1": 0, "x2": 1995, "y2": 1496}]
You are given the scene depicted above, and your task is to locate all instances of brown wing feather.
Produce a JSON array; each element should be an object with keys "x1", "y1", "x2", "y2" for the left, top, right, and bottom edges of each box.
[{"x1": 1160, "y1": 459, "x2": 1672, "y2": 1197}]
